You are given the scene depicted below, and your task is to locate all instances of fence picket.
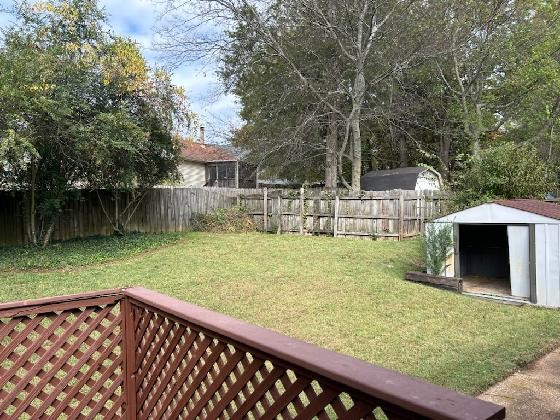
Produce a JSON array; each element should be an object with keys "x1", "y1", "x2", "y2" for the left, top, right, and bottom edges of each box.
[{"x1": 0, "y1": 188, "x2": 446, "y2": 245}]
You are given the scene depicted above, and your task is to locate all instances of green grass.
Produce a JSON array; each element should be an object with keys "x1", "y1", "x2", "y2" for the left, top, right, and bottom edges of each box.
[
  {"x1": 0, "y1": 232, "x2": 183, "y2": 270},
  {"x1": 1, "y1": 232, "x2": 560, "y2": 395}
]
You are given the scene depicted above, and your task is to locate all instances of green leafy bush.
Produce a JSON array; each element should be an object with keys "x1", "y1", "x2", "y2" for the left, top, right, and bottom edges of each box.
[
  {"x1": 451, "y1": 142, "x2": 556, "y2": 210},
  {"x1": 422, "y1": 224, "x2": 453, "y2": 275},
  {"x1": 192, "y1": 206, "x2": 256, "y2": 233}
]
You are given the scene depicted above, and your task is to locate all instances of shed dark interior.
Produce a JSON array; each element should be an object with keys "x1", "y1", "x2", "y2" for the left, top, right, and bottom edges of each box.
[{"x1": 459, "y1": 224, "x2": 510, "y2": 279}]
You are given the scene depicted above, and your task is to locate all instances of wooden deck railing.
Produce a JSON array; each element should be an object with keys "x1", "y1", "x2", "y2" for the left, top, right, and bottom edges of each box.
[{"x1": 0, "y1": 287, "x2": 505, "y2": 419}]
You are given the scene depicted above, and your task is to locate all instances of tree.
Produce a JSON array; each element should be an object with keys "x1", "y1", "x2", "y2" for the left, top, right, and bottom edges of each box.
[
  {"x1": 499, "y1": 1, "x2": 560, "y2": 164},
  {"x1": 220, "y1": 6, "x2": 343, "y2": 186},
  {"x1": 157, "y1": 0, "x2": 560, "y2": 194},
  {"x1": 430, "y1": 0, "x2": 515, "y2": 157},
  {"x1": 0, "y1": 0, "x2": 194, "y2": 245},
  {"x1": 157, "y1": 0, "x2": 435, "y2": 190},
  {"x1": 451, "y1": 142, "x2": 556, "y2": 210}
]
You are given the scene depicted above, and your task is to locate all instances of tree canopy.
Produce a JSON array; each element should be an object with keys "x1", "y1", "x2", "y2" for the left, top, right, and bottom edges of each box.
[
  {"x1": 157, "y1": 0, "x2": 560, "y2": 197},
  {"x1": 0, "y1": 0, "x2": 194, "y2": 245},
  {"x1": 451, "y1": 142, "x2": 556, "y2": 210}
]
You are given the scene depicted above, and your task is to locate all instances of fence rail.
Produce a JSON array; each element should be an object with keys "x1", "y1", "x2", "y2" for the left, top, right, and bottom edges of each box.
[
  {"x1": 0, "y1": 288, "x2": 504, "y2": 419},
  {"x1": 0, "y1": 187, "x2": 447, "y2": 246},
  {"x1": 240, "y1": 188, "x2": 446, "y2": 240},
  {"x1": 0, "y1": 188, "x2": 238, "y2": 246}
]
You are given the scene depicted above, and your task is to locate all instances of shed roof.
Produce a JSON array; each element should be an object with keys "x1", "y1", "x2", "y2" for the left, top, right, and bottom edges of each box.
[
  {"x1": 360, "y1": 167, "x2": 436, "y2": 191},
  {"x1": 494, "y1": 199, "x2": 560, "y2": 221},
  {"x1": 434, "y1": 200, "x2": 560, "y2": 224},
  {"x1": 180, "y1": 141, "x2": 237, "y2": 163}
]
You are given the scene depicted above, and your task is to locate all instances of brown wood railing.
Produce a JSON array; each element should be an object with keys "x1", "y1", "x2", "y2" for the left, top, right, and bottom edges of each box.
[{"x1": 0, "y1": 288, "x2": 505, "y2": 419}]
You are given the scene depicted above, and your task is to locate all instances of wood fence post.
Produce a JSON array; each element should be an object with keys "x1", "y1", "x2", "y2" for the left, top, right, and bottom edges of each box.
[
  {"x1": 420, "y1": 193, "x2": 425, "y2": 232},
  {"x1": 398, "y1": 192, "x2": 404, "y2": 241},
  {"x1": 277, "y1": 195, "x2": 282, "y2": 234},
  {"x1": 416, "y1": 195, "x2": 421, "y2": 235},
  {"x1": 263, "y1": 188, "x2": 268, "y2": 232},
  {"x1": 299, "y1": 187, "x2": 305, "y2": 234},
  {"x1": 333, "y1": 196, "x2": 339, "y2": 238}
]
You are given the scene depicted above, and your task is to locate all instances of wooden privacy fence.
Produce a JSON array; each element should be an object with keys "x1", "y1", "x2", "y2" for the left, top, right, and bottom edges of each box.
[
  {"x1": 0, "y1": 187, "x2": 446, "y2": 245},
  {"x1": 241, "y1": 189, "x2": 446, "y2": 240},
  {"x1": 0, "y1": 188, "x2": 238, "y2": 246},
  {"x1": 0, "y1": 287, "x2": 504, "y2": 419}
]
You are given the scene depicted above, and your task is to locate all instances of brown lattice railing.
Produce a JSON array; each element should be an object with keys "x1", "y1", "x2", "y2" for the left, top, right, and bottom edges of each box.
[{"x1": 0, "y1": 288, "x2": 505, "y2": 419}]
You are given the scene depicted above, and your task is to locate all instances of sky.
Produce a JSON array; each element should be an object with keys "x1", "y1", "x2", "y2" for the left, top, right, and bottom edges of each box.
[{"x1": 0, "y1": 0, "x2": 240, "y2": 143}]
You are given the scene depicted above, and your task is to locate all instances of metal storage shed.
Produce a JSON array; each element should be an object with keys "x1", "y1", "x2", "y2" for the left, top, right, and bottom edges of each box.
[
  {"x1": 360, "y1": 167, "x2": 442, "y2": 192},
  {"x1": 430, "y1": 199, "x2": 560, "y2": 307}
]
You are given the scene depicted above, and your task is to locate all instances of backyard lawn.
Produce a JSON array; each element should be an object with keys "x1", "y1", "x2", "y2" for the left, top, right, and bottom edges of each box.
[{"x1": 2, "y1": 232, "x2": 560, "y2": 395}]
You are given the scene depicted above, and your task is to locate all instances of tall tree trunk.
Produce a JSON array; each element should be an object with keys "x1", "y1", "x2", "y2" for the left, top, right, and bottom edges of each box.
[
  {"x1": 351, "y1": 113, "x2": 362, "y2": 191},
  {"x1": 42, "y1": 219, "x2": 55, "y2": 247},
  {"x1": 398, "y1": 135, "x2": 408, "y2": 168},
  {"x1": 350, "y1": 71, "x2": 366, "y2": 191},
  {"x1": 388, "y1": 80, "x2": 407, "y2": 168},
  {"x1": 439, "y1": 131, "x2": 451, "y2": 180},
  {"x1": 325, "y1": 112, "x2": 338, "y2": 189},
  {"x1": 114, "y1": 190, "x2": 124, "y2": 235},
  {"x1": 28, "y1": 164, "x2": 38, "y2": 245},
  {"x1": 472, "y1": 102, "x2": 484, "y2": 157}
]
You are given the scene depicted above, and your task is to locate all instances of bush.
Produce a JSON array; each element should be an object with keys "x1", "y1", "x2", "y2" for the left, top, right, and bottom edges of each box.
[
  {"x1": 451, "y1": 142, "x2": 556, "y2": 210},
  {"x1": 191, "y1": 206, "x2": 256, "y2": 233},
  {"x1": 421, "y1": 223, "x2": 453, "y2": 275}
]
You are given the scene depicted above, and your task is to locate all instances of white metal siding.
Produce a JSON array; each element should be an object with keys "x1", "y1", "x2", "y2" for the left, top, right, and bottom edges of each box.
[
  {"x1": 177, "y1": 162, "x2": 206, "y2": 187},
  {"x1": 507, "y1": 226, "x2": 530, "y2": 298},
  {"x1": 415, "y1": 171, "x2": 441, "y2": 191},
  {"x1": 535, "y1": 224, "x2": 560, "y2": 307}
]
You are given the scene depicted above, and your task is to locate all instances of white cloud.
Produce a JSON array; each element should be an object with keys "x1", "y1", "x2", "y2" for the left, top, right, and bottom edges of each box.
[{"x1": 101, "y1": 0, "x2": 241, "y2": 141}]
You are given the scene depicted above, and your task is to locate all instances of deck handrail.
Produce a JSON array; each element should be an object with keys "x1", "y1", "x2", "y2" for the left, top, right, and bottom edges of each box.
[
  {"x1": 124, "y1": 287, "x2": 504, "y2": 420},
  {"x1": 0, "y1": 287, "x2": 505, "y2": 419}
]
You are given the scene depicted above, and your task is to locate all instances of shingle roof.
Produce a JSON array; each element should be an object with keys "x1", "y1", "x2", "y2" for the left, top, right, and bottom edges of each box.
[
  {"x1": 495, "y1": 199, "x2": 560, "y2": 221},
  {"x1": 360, "y1": 167, "x2": 428, "y2": 191},
  {"x1": 180, "y1": 141, "x2": 237, "y2": 163}
]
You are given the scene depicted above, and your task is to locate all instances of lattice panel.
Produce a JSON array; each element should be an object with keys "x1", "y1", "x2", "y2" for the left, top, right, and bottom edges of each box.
[
  {"x1": 132, "y1": 304, "x2": 385, "y2": 419},
  {"x1": 0, "y1": 301, "x2": 124, "y2": 419}
]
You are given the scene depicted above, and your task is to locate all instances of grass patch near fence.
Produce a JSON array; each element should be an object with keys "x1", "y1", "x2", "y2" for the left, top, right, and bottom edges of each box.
[
  {"x1": 1, "y1": 232, "x2": 560, "y2": 395},
  {"x1": 0, "y1": 232, "x2": 184, "y2": 270}
]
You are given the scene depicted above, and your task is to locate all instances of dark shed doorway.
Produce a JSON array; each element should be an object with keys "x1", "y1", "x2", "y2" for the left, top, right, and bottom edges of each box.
[{"x1": 459, "y1": 224, "x2": 510, "y2": 294}]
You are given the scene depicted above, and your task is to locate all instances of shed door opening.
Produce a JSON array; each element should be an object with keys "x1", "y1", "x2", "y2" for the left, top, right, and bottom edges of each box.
[{"x1": 459, "y1": 224, "x2": 510, "y2": 295}]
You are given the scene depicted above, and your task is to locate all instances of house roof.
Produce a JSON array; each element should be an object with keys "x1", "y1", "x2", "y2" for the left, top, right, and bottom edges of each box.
[
  {"x1": 494, "y1": 199, "x2": 560, "y2": 221},
  {"x1": 360, "y1": 167, "x2": 437, "y2": 191},
  {"x1": 180, "y1": 141, "x2": 237, "y2": 163}
]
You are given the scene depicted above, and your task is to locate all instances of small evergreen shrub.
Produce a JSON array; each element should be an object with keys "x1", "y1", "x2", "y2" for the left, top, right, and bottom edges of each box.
[
  {"x1": 192, "y1": 206, "x2": 256, "y2": 233},
  {"x1": 422, "y1": 223, "x2": 453, "y2": 275}
]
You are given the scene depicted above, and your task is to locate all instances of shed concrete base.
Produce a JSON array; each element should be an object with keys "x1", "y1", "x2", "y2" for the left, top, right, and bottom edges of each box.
[{"x1": 463, "y1": 275, "x2": 511, "y2": 296}]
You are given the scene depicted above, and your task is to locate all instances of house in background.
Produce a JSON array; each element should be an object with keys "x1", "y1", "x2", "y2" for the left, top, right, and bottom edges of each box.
[
  {"x1": 360, "y1": 167, "x2": 442, "y2": 192},
  {"x1": 178, "y1": 127, "x2": 258, "y2": 188}
]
